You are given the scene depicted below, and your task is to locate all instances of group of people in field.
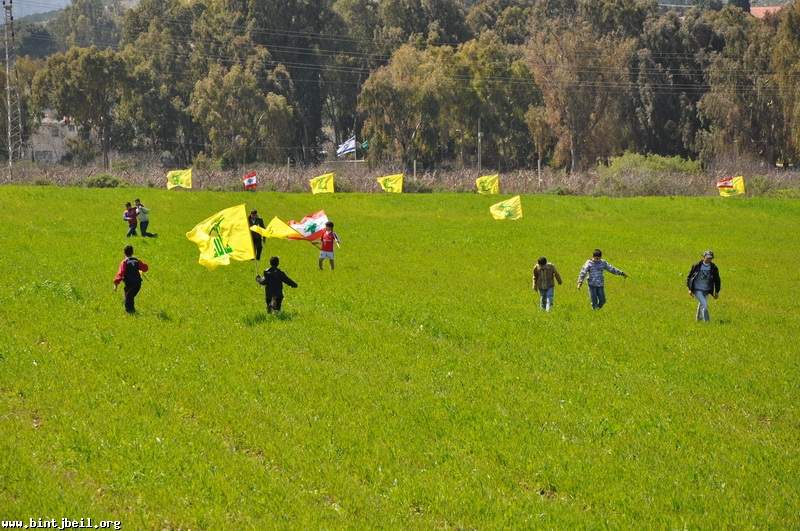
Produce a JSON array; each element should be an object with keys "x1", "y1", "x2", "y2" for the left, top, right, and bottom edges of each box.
[
  {"x1": 114, "y1": 201, "x2": 720, "y2": 322},
  {"x1": 533, "y1": 249, "x2": 722, "y2": 321},
  {"x1": 113, "y1": 204, "x2": 341, "y2": 315}
]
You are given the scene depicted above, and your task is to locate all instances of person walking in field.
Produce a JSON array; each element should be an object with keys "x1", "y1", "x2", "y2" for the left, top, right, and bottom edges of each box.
[
  {"x1": 113, "y1": 245, "x2": 149, "y2": 314},
  {"x1": 135, "y1": 198, "x2": 156, "y2": 237},
  {"x1": 686, "y1": 250, "x2": 721, "y2": 322},
  {"x1": 256, "y1": 256, "x2": 298, "y2": 313},
  {"x1": 248, "y1": 209, "x2": 266, "y2": 261},
  {"x1": 123, "y1": 202, "x2": 138, "y2": 237},
  {"x1": 315, "y1": 221, "x2": 341, "y2": 270},
  {"x1": 577, "y1": 249, "x2": 628, "y2": 310},
  {"x1": 533, "y1": 256, "x2": 562, "y2": 312}
]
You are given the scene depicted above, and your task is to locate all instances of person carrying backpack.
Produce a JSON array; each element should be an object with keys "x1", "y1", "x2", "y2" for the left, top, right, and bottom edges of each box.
[{"x1": 113, "y1": 245, "x2": 149, "y2": 313}]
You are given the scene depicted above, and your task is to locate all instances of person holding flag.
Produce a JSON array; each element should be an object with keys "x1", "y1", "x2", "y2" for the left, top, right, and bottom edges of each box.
[
  {"x1": 314, "y1": 221, "x2": 341, "y2": 270},
  {"x1": 248, "y1": 209, "x2": 266, "y2": 261}
]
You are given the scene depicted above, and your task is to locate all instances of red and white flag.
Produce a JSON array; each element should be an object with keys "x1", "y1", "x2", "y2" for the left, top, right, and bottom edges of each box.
[
  {"x1": 242, "y1": 171, "x2": 258, "y2": 190},
  {"x1": 287, "y1": 210, "x2": 329, "y2": 240}
]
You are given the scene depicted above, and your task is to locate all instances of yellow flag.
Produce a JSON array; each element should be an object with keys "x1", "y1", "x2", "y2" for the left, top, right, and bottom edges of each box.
[
  {"x1": 309, "y1": 172, "x2": 335, "y2": 194},
  {"x1": 186, "y1": 204, "x2": 255, "y2": 269},
  {"x1": 251, "y1": 217, "x2": 302, "y2": 239},
  {"x1": 490, "y1": 195, "x2": 523, "y2": 220},
  {"x1": 476, "y1": 174, "x2": 499, "y2": 194},
  {"x1": 166, "y1": 168, "x2": 192, "y2": 190},
  {"x1": 377, "y1": 173, "x2": 403, "y2": 193},
  {"x1": 717, "y1": 176, "x2": 746, "y2": 197}
]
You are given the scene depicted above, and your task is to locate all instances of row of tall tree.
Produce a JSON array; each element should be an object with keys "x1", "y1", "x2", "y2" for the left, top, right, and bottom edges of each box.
[{"x1": 4, "y1": 0, "x2": 800, "y2": 171}]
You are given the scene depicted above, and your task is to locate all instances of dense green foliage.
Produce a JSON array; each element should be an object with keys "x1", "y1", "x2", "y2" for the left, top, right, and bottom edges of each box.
[
  {"x1": 5, "y1": 0, "x2": 800, "y2": 171},
  {"x1": 1, "y1": 187, "x2": 799, "y2": 526}
]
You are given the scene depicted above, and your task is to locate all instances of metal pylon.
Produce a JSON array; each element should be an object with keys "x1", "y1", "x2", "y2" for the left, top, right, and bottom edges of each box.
[{"x1": 3, "y1": 0, "x2": 25, "y2": 177}]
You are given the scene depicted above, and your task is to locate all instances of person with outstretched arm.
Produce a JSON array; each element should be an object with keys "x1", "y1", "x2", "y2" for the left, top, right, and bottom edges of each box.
[
  {"x1": 577, "y1": 249, "x2": 628, "y2": 310},
  {"x1": 113, "y1": 245, "x2": 149, "y2": 314},
  {"x1": 256, "y1": 256, "x2": 298, "y2": 313}
]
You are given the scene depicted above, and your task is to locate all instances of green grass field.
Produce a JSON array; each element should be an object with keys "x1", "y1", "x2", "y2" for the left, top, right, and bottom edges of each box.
[{"x1": 1, "y1": 186, "x2": 799, "y2": 528}]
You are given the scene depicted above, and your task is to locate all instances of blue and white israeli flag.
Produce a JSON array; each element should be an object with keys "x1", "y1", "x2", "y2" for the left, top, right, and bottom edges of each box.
[{"x1": 336, "y1": 135, "x2": 357, "y2": 157}]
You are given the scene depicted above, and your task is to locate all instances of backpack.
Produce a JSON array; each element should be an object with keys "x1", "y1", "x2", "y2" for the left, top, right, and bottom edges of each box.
[{"x1": 123, "y1": 257, "x2": 141, "y2": 284}]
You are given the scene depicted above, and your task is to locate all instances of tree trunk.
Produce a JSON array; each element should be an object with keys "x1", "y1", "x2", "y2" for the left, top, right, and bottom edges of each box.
[
  {"x1": 102, "y1": 121, "x2": 110, "y2": 170},
  {"x1": 569, "y1": 134, "x2": 576, "y2": 175}
]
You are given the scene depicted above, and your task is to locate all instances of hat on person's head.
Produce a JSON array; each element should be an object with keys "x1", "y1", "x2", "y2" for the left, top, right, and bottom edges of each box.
[{"x1": 703, "y1": 250, "x2": 714, "y2": 258}]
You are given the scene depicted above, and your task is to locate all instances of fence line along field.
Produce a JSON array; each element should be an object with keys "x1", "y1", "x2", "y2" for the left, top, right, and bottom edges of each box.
[{"x1": 0, "y1": 186, "x2": 798, "y2": 527}]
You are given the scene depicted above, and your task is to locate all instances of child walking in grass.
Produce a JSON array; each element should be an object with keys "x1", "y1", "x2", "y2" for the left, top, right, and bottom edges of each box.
[
  {"x1": 577, "y1": 249, "x2": 628, "y2": 310},
  {"x1": 113, "y1": 245, "x2": 149, "y2": 314},
  {"x1": 532, "y1": 256, "x2": 562, "y2": 311},
  {"x1": 315, "y1": 221, "x2": 341, "y2": 270},
  {"x1": 256, "y1": 256, "x2": 298, "y2": 313},
  {"x1": 123, "y1": 202, "x2": 138, "y2": 237}
]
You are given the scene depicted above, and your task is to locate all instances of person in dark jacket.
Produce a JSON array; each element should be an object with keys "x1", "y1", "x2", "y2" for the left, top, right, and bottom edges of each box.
[
  {"x1": 256, "y1": 256, "x2": 298, "y2": 313},
  {"x1": 532, "y1": 256, "x2": 563, "y2": 312},
  {"x1": 248, "y1": 209, "x2": 266, "y2": 261},
  {"x1": 113, "y1": 245, "x2": 149, "y2": 313},
  {"x1": 686, "y1": 250, "x2": 721, "y2": 322}
]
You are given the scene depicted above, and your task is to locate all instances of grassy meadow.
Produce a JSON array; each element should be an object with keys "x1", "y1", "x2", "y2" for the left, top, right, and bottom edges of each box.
[{"x1": 1, "y1": 186, "x2": 799, "y2": 528}]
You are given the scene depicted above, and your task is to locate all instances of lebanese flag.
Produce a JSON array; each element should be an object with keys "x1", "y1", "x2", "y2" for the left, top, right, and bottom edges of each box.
[
  {"x1": 243, "y1": 171, "x2": 258, "y2": 190},
  {"x1": 287, "y1": 210, "x2": 329, "y2": 240}
]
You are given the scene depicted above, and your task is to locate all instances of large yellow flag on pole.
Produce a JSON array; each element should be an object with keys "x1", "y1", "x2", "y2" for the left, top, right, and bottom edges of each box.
[
  {"x1": 166, "y1": 168, "x2": 192, "y2": 189},
  {"x1": 186, "y1": 204, "x2": 255, "y2": 269},
  {"x1": 490, "y1": 195, "x2": 523, "y2": 220},
  {"x1": 309, "y1": 172, "x2": 335, "y2": 194},
  {"x1": 476, "y1": 174, "x2": 500, "y2": 194},
  {"x1": 251, "y1": 217, "x2": 302, "y2": 239},
  {"x1": 376, "y1": 173, "x2": 403, "y2": 193}
]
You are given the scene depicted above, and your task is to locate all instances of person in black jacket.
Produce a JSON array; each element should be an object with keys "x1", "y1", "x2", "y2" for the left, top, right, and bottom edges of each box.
[
  {"x1": 248, "y1": 209, "x2": 266, "y2": 261},
  {"x1": 256, "y1": 256, "x2": 298, "y2": 313},
  {"x1": 113, "y1": 245, "x2": 149, "y2": 313},
  {"x1": 686, "y1": 250, "x2": 721, "y2": 322}
]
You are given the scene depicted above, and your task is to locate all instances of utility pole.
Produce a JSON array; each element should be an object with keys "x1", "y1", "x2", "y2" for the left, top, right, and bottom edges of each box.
[
  {"x1": 477, "y1": 117, "x2": 482, "y2": 174},
  {"x1": 3, "y1": 0, "x2": 24, "y2": 178}
]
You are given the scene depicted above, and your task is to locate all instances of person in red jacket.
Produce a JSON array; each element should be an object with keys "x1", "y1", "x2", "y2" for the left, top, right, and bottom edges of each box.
[
  {"x1": 114, "y1": 245, "x2": 149, "y2": 313},
  {"x1": 315, "y1": 221, "x2": 341, "y2": 270}
]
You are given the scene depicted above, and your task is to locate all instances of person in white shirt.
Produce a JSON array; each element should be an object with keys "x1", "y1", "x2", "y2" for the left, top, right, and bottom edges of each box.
[{"x1": 135, "y1": 198, "x2": 156, "y2": 237}]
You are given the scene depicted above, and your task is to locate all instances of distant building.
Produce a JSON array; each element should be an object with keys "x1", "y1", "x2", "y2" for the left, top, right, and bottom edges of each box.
[
  {"x1": 750, "y1": 5, "x2": 785, "y2": 18},
  {"x1": 30, "y1": 109, "x2": 79, "y2": 163}
]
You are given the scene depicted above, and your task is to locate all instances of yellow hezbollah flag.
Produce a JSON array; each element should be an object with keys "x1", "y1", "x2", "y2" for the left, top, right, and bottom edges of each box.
[
  {"x1": 166, "y1": 168, "x2": 192, "y2": 189},
  {"x1": 251, "y1": 217, "x2": 302, "y2": 240},
  {"x1": 186, "y1": 204, "x2": 254, "y2": 269},
  {"x1": 377, "y1": 173, "x2": 403, "y2": 193},
  {"x1": 716, "y1": 175, "x2": 745, "y2": 197},
  {"x1": 310, "y1": 172, "x2": 335, "y2": 194},
  {"x1": 490, "y1": 195, "x2": 523, "y2": 220},
  {"x1": 476, "y1": 174, "x2": 500, "y2": 194}
]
